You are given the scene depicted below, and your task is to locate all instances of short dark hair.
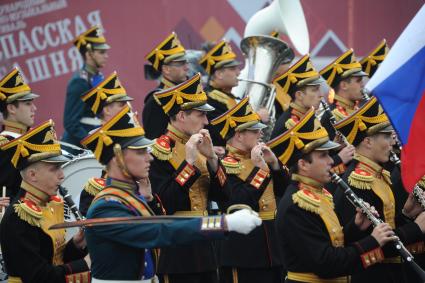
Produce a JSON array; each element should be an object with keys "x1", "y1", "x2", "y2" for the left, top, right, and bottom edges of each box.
[
  {"x1": 81, "y1": 47, "x2": 102, "y2": 62},
  {"x1": 1, "y1": 100, "x2": 20, "y2": 119},
  {"x1": 289, "y1": 85, "x2": 307, "y2": 100},
  {"x1": 289, "y1": 151, "x2": 313, "y2": 174},
  {"x1": 169, "y1": 109, "x2": 194, "y2": 122},
  {"x1": 79, "y1": 47, "x2": 89, "y2": 61},
  {"x1": 333, "y1": 77, "x2": 353, "y2": 93}
]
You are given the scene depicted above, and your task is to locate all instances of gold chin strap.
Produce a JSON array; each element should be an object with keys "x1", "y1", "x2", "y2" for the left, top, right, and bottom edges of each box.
[{"x1": 113, "y1": 144, "x2": 132, "y2": 180}]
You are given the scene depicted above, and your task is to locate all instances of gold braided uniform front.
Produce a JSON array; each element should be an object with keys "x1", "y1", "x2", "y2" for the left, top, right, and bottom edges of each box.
[
  {"x1": 224, "y1": 145, "x2": 276, "y2": 219},
  {"x1": 16, "y1": 181, "x2": 67, "y2": 264},
  {"x1": 348, "y1": 153, "x2": 395, "y2": 228},
  {"x1": 208, "y1": 88, "x2": 237, "y2": 111},
  {"x1": 292, "y1": 174, "x2": 345, "y2": 247},
  {"x1": 153, "y1": 124, "x2": 210, "y2": 214},
  {"x1": 332, "y1": 95, "x2": 359, "y2": 121}
]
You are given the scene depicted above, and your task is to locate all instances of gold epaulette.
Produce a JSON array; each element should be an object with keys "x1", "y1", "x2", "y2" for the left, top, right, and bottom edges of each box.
[
  {"x1": 0, "y1": 135, "x2": 9, "y2": 146},
  {"x1": 151, "y1": 135, "x2": 173, "y2": 160},
  {"x1": 332, "y1": 106, "x2": 348, "y2": 121},
  {"x1": 285, "y1": 117, "x2": 298, "y2": 130},
  {"x1": 49, "y1": 195, "x2": 63, "y2": 205},
  {"x1": 84, "y1": 177, "x2": 106, "y2": 196},
  {"x1": 292, "y1": 189, "x2": 321, "y2": 214},
  {"x1": 221, "y1": 156, "x2": 241, "y2": 174},
  {"x1": 13, "y1": 199, "x2": 43, "y2": 227},
  {"x1": 208, "y1": 89, "x2": 236, "y2": 110},
  {"x1": 322, "y1": 188, "x2": 334, "y2": 202},
  {"x1": 348, "y1": 168, "x2": 374, "y2": 190}
]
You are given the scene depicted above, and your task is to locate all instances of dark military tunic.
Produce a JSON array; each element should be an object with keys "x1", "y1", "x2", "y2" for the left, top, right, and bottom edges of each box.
[
  {"x1": 149, "y1": 124, "x2": 230, "y2": 282},
  {"x1": 271, "y1": 102, "x2": 308, "y2": 140},
  {"x1": 0, "y1": 181, "x2": 89, "y2": 283},
  {"x1": 218, "y1": 145, "x2": 289, "y2": 283},
  {"x1": 62, "y1": 65, "x2": 102, "y2": 146},
  {"x1": 390, "y1": 166, "x2": 425, "y2": 283},
  {"x1": 276, "y1": 174, "x2": 386, "y2": 283},
  {"x1": 86, "y1": 177, "x2": 227, "y2": 281},
  {"x1": 142, "y1": 78, "x2": 176, "y2": 140},
  {"x1": 334, "y1": 154, "x2": 424, "y2": 283},
  {"x1": 273, "y1": 86, "x2": 291, "y2": 119},
  {"x1": 320, "y1": 95, "x2": 358, "y2": 141},
  {"x1": 205, "y1": 84, "x2": 238, "y2": 146},
  {"x1": 0, "y1": 121, "x2": 27, "y2": 199}
]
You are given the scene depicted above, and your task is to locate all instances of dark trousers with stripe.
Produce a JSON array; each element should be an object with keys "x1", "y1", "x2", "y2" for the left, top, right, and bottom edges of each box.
[
  {"x1": 220, "y1": 266, "x2": 283, "y2": 283},
  {"x1": 159, "y1": 271, "x2": 218, "y2": 283}
]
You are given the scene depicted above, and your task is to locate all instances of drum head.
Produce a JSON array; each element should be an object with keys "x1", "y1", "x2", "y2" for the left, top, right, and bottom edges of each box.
[{"x1": 61, "y1": 154, "x2": 103, "y2": 240}]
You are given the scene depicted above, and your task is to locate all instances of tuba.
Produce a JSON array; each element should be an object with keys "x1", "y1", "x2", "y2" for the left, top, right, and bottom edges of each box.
[
  {"x1": 232, "y1": 0, "x2": 310, "y2": 100},
  {"x1": 240, "y1": 35, "x2": 293, "y2": 116},
  {"x1": 244, "y1": 0, "x2": 310, "y2": 54}
]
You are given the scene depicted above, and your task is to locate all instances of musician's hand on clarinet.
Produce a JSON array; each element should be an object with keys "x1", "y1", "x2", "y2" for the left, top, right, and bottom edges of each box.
[
  {"x1": 251, "y1": 144, "x2": 268, "y2": 171},
  {"x1": 185, "y1": 133, "x2": 202, "y2": 165},
  {"x1": 73, "y1": 229, "x2": 87, "y2": 250},
  {"x1": 333, "y1": 134, "x2": 345, "y2": 146},
  {"x1": 414, "y1": 211, "x2": 425, "y2": 233},
  {"x1": 371, "y1": 223, "x2": 398, "y2": 247},
  {"x1": 355, "y1": 204, "x2": 378, "y2": 231},
  {"x1": 0, "y1": 197, "x2": 10, "y2": 209},
  {"x1": 403, "y1": 193, "x2": 423, "y2": 219},
  {"x1": 259, "y1": 143, "x2": 280, "y2": 170},
  {"x1": 337, "y1": 144, "x2": 355, "y2": 164}
]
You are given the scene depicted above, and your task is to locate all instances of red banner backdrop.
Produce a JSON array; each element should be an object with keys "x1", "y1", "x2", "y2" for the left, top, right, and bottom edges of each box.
[{"x1": 0, "y1": 0, "x2": 422, "y2": 135}]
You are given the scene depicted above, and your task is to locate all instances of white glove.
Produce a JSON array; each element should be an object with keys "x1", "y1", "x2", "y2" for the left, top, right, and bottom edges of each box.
[{"x1": 225, "y1": 209, "x2": 262, "y2": 235}]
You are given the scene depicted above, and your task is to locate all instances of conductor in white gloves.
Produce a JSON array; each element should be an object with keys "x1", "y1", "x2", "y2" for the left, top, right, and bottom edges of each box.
[{"x1": 80, "y1": 105, "x2": 262, "y2": 283}]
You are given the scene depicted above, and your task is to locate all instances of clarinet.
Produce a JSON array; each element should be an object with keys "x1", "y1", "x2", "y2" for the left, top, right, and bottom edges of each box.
[
  {"x1": 364, "y1": 89, "x2": 422, "y2": 206},
  {"x1": 320, "y1": 100, "x2": 350, "y2": 146},
  {"x1": 58, "y1": 185, "x2": 85, "y2": 220},
  {"x1": 331, "y1": 173, "x2": 425, "y2": 281},
  {"x1": 386, "y1": 147, "x2": 425, "y2": 209},
  {"x1": 413, "y1": 185, "x2": 425, "y2": 210},
  {"x1": 361, "y1": 88, "x2": 372, "y2": 101},
  {"x1": 389, "y1": 150, "x2": 401, "y2": 167}
]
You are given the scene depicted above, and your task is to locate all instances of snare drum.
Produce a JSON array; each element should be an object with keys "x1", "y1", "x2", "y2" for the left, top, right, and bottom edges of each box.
[{"x1": 61, "y1": 152, "x2": 103, "y2": 240}]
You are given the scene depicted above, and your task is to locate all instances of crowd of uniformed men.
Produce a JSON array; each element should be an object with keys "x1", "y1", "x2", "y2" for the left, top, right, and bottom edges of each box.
[{"x1": 0, "y1": 25, "x2": 425, "y2": 283}]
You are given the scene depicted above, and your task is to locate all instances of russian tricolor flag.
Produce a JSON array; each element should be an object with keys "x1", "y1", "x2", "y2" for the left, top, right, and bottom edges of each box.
[{"x1": 366, "y1": 4, "x2": 425, "y2": 191}]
